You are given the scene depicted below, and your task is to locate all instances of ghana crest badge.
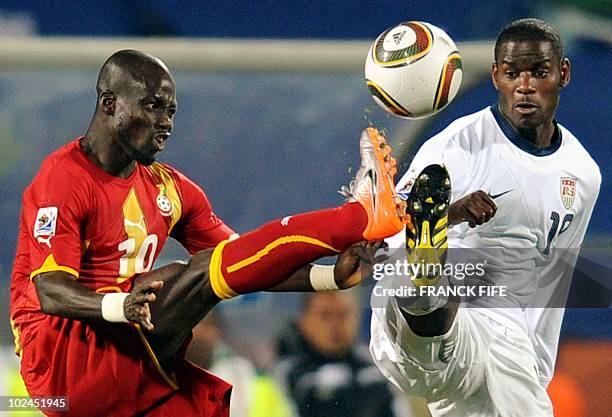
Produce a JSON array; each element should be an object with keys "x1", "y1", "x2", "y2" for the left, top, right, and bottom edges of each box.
[{"x1": 156, "y1": 185, "x2": 173, "y2": 217}]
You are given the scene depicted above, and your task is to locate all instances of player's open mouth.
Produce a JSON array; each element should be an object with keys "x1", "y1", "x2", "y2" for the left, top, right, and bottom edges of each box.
[
  {"x1": 514, "y1": 102, "x2": 538, "y2": 115},
  {"x1": 153, "y1": 133, "x2": 170, "y2": 151}
]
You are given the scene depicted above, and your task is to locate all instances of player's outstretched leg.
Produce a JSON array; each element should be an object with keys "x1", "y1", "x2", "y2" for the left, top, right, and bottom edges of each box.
[
  {"x1": 143, "y1": 127, "x2": 407, "y2": 362},
  {"x1": 209, "y1": 126, "x2": 406, "y2": 299}
]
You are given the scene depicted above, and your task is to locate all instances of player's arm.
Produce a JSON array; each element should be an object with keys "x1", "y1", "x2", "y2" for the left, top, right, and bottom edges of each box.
[
  {"x1": 448, "y1": 190, "x2": 497, "y2": 227},
  {"x1": 269, "y1": 241, "x2": 380, "y2": 291},
  {"x1": 34, "y1": 271, "x2": 163, "y2": 331}
]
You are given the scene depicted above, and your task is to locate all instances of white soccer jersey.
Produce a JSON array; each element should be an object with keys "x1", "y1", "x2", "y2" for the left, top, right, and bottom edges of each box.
[{"x1": 370, "y1": 105, "x2": 601, "y2": 416}]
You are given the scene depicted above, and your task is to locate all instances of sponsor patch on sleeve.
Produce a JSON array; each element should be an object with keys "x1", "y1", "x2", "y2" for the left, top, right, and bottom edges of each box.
[{"x1": 33, "y1": 206, "x2": 58, "y2": 239}]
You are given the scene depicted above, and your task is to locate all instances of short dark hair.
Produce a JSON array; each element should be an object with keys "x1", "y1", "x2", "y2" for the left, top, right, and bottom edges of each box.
[{"x1": 494, "y1": 18, "x2": 564, "y2": 64}]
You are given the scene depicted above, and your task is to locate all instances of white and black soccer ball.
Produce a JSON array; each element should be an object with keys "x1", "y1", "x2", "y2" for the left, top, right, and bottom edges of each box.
[{"x1": 365, "y1": 21, "x2": 463, "y2": 119}]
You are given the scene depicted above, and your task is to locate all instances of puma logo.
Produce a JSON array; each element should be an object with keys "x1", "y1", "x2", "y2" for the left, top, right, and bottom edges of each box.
[
  {"x1": 37, "y1": 236, "x2": 52, "y2": 248},
  {"x1": 124, "y1": 216, "x2": 147, "y2": 234}
]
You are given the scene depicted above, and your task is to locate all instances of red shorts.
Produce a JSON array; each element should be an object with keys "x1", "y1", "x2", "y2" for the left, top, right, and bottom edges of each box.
[{"x1": 18, "y1": 314, "x2": 231, "y2": 417}]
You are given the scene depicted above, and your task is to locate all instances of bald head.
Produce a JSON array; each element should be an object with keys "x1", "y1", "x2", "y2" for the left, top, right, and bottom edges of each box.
[
  {"x1": 85, "y1": 49, "x2": 177, "y2": 169},
  {"x1": 96, "y1": 49, "x2": 174, "y2": 99}
]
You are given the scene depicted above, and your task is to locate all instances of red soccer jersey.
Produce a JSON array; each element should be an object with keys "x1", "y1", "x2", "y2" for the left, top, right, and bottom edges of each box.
[{"x1": 10, "y1": 138, "x2": 233, "y2": 347}]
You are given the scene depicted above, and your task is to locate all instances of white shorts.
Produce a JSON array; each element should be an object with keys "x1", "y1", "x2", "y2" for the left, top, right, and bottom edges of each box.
[{"x1": 369, "y1": 298, "x2": 554, "y2": 417}]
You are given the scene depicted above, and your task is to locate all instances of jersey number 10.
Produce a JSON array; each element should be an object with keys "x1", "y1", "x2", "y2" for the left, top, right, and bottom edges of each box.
[{"x1": 118, "y1": 234, "x2": 159, "y2": 282}]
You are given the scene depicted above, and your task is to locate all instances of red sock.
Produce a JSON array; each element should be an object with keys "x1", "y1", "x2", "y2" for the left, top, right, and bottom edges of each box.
[{"x1": 209, "y1": 202, "x2": 367, "y2": 298}]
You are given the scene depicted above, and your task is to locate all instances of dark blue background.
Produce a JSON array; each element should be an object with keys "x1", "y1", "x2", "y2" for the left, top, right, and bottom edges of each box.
[{"x1": 2, "y1": 0, "x2": 532, "y2": 39}]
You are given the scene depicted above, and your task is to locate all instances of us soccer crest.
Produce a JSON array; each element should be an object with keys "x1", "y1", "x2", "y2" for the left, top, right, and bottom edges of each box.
[{"x1": 560, "y1": 177, "x2": 577, "y2": 209}]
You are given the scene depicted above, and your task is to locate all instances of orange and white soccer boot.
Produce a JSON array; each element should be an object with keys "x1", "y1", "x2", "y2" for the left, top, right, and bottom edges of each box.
[{"x1": 339, "y1": 127, "x2": 408, "y2": 241}]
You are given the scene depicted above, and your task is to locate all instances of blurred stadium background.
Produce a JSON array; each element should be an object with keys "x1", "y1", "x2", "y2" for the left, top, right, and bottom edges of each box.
[{"x1": 0, "y1": 1, "x2": 610, "y2": 416}]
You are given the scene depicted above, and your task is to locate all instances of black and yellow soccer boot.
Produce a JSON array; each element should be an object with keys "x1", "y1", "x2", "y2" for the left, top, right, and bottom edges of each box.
[{"x1": 405, "y1": 164, "x2": 451, "y2": 287}]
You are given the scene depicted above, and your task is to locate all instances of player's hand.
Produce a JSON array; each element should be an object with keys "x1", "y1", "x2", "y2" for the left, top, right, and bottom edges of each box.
[
  {"x1": 334, "y1": 241, "x2": 386, "y2": 289},
  {"x1": 124, "y1": 280, "x2": 164, "y2": 331},
  {"x1": 380, "y1": 139, "x2": 398, "y2": 178},
  {"x1": 449, "y1": 190, "x2": 497, "y2": 227},
  {"x1": 394, "y1": 196, "x2": 411, "y2": 226}
]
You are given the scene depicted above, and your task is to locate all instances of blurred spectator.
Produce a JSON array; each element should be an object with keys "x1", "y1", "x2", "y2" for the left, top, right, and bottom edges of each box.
[
  {"x1": 187, "y1": 313, "x2": 291, "y2": 417},
  {"x1": 274, "y1": 290, "x2": 416, "y2": 417},
  {"x1": 547, "y1": 372, "x2": 586, "y2": 417}
]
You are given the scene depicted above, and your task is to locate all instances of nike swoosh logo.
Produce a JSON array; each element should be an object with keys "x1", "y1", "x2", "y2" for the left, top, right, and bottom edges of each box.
[
  {"x1": 366, "y1": 168, "x2": 377, "y2": 214},
  {"x1": 488, "y1": 189, "x2": 514, "y2": 199}
]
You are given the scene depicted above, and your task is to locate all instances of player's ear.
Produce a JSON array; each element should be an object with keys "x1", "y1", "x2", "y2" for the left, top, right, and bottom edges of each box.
[
  {"x1": 491, "y1": 62, "x2": 499, "y2": 91},
  {"x1": 559, "y1": 58, "x2": 571, "y2": 89},
  {"x1": 100, "y1": 90, "x2": 116, "y2": 115}
]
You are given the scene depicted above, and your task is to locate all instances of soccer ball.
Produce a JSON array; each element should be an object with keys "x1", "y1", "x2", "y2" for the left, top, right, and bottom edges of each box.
[{"x1": 365, "y1": 21, "x2": 463, "y2": 119}]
